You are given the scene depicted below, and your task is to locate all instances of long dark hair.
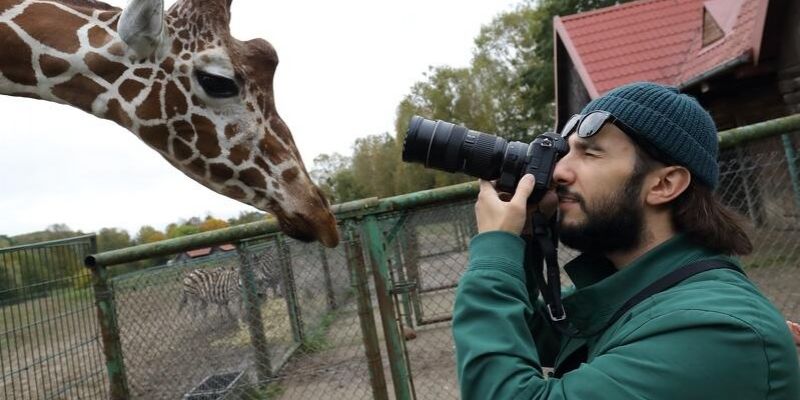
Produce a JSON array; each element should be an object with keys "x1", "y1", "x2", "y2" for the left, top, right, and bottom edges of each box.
[
  {"x1": 671, "y1": 182, "x2": 753, "y2": 256},
  {"x1": 633, "y1": 145, "x2": 753, "y2": 256}
]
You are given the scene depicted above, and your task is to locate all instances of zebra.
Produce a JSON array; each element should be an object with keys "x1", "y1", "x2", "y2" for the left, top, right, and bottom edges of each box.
[{"x1": 178, "y1": 261, "x2": 283, "y2": 321}]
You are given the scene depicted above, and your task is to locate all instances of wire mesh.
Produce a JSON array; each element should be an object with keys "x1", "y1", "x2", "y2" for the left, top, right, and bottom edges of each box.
[
  {"x1": 373, "y1": 135, "x2": 800, "y2": 399},
  {"x1": 0, "y1": 235, "x2": 108, "y2": 400},
  {"x1": 103, "y1": 230, "x2": 380, "y2": 399},
  {"x1": 3, "y1": 130, "x2": 800, "y2": 400}
]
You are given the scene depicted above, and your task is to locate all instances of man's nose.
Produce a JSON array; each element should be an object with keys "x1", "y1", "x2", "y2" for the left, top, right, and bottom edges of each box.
[{"x1": 553, "y1": 156, "x2": 574, "y2": 186}]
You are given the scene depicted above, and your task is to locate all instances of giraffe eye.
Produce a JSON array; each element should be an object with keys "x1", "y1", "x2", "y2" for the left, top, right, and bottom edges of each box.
[{"x1": 195, "y1": 70, "x2": 239, "y2": 98}]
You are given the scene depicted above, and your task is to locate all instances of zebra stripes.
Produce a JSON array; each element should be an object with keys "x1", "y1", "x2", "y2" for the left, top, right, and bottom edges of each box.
[{"x1": 178, "y1": 261, "x2": 283, "y2": 320}]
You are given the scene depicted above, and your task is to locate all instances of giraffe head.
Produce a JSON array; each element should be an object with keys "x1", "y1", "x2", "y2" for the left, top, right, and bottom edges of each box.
[
  {"x1": 119, "y1": 0, "x2": 339, "y2": 246},
  {"x1": 0, "y1": 0, "x2": 338, "y2": 246}
]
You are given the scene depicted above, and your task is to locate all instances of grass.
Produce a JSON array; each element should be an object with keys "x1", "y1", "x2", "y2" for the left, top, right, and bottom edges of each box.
[
  {"x1": 299, "y1": 310, "x2": 338, "y2": 354},
  {"x1": 241, "y1": 382, "x2": 285, "y2": 400}
]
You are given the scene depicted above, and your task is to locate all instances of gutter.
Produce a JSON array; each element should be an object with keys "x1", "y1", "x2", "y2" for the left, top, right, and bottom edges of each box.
[{"x1": 678, "y1": 52, "x2": 752, "y2": 90}]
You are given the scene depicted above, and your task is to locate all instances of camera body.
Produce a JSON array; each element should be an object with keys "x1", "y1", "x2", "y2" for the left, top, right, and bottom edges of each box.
[
  {"x1": 495, "y1": 132, "x2": 566, "y2": 203},
  {"x1": 402, "y1": 116, "x2": 569, "y2": 203}
]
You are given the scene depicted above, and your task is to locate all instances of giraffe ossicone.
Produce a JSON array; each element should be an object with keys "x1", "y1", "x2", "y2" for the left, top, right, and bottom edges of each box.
[{"x1": 0, "y1": 0, "x2": 339, "y2": 247}]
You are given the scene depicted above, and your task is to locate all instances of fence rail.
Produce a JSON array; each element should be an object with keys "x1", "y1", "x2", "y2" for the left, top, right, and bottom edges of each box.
[{"x1": 3, "y1": 114, "x2": 800, "y2": 399}]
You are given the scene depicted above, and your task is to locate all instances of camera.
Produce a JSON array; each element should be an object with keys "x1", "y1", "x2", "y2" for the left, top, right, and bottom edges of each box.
[{"x1": 401, "y1": 116, "x2": 569, "y2": 203}]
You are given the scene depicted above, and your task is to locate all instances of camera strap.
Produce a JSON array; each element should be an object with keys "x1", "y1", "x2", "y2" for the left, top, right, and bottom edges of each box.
[
  {"x1": 525, "y1": 211, "x2": 746, "y2": 340},
  {"x1": 528, "y1": 211, "x2": 569, "y2": 326}
]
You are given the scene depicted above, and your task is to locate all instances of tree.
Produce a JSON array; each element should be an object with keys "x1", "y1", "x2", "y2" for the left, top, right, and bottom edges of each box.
[
  {"x1": 227, "y1": 210, "x2": 267, "y2": 226},
  {"x1": 199, "y1": 216, "x2": 229, "y2": 232},
  {"x1": 136, "y1": 226, "x2": 166, "y2": 245},
  {"x1": 166, "y1": 223, "x2": 201, "y2": 239},
  {"x1": 96, "y1": 228, "x2": 132, "y2": 252},
  {"x1": 310, "y1": 153, "x2": 351, "y2": 201}
]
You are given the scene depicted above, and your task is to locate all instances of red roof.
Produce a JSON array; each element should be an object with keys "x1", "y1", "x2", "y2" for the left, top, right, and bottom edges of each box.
[
  {"x1": 555, "y1": 0, "x2": 769, "y2": 98},
  {"x1": 183, "y1": 244, "x2": 235, "y2": 258},
  {"x1": 185, "y1": 248, "x2": 213, "y2": 258}
]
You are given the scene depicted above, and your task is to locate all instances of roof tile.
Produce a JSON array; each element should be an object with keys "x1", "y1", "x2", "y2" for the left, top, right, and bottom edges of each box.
[{"x1": 556, "y1": 0, "x2": 767, "y2": 96}]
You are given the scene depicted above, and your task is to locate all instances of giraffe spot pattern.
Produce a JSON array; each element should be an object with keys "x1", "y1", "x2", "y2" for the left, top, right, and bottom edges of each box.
[
  {"x1": 222, "y1": 186, "x2": 246, "y2": 200},
  {"x1": 135, "y1": 82, "x2": 163, "y2": 120},
  {"x1": 107, "y1": 42, "x2": 126, "y2": 57},
  {"x1": 139, "y1": 125, "x2": 169, "y2": 153},
  {"x1": 97, "y1": 11, "x2": 117, "y2": 23},
  {"x1": 239, "y1": 167, "x2": 267, "y2": 190},
  {"x1": 172, "y1": 119, "x2": 195, "y2": 142},
  {"x1": 134, "y1": 68, "x2": 153, "y2": 79},
  {"x1": 52, "y1": 74, "x2": 105, "y2": 113},
  {"x1": 224, "y1": 124, "x2": 237, "y2": 139},
  {"x1": 0, "y1": 24, "x2": 36, "y2": 85},
  {"x1": 39, "y1": 54, "x2": 70, "y2": 78},
  {"x1": 88, "y1": 26, "x2": 111, "y2": 48},
  {"x1": 255, "y1": 157, "x2": 273, "y2": 175},
  {"x1": 191, "y1": 114, "x2": 221, "y2": 158},
  {"x1": 188, "y1": 157, "x2": 206, "y2": 177},
  {"x1": 0, "y1": 0, "x2": 23, "y2": 14},
  {"x1": 229, "y1": 143, "x2": 250, "y2": 165},
  {"x1": 13, "y1": 3, "x2": 86, "y2": 54},
  {"x1": 171, "y1": 138, "x2": 193, "y2": 161},
  {"x1": 105, "y1": 99, "x2": 132, "y2": 128},
  {"x1": 209, "y1": 163, "x2": 234, "y2": 183},
  {"x1": 84, "y1": 52, "x2": 127, "y2": 84},
  {"x1": 260, "y1": 133, "x2": 288, "y2": 165},
  {"x1": 164, "y1": 80, "x2": 188, "y2": 118},
  {"x1": 119, "y1": 79, "x2": 145, "y2": 102},
  {"x1": 281, "y1": 167, "x2": 299, "y2": 184}
]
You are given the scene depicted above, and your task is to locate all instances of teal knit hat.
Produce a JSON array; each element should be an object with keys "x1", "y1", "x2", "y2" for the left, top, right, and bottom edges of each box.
[{"x1": 580, "y1": 82, "x2": 719, "y2": 188}]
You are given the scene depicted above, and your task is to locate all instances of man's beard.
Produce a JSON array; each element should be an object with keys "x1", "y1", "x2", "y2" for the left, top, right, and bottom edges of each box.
[{"x1": 558, "y1": 171, "x2": 646, "y2": 255}]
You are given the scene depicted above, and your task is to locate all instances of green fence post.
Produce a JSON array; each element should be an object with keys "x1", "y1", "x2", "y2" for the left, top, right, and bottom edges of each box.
[
  {"x1": 276, "y1": 234, "x2": 304, "y2": 343},
  {"x1": 236, "y1": 246, "x2": 273, "y2": 381},
  {"x1": 781, "y1": 134, "x2": 800, "y2": 211},
  {"x1": 362, "y1": 215, "x2": 413, "y2": 400},
  {"x1": 318, "y1": 244, "x2": 337, "y2": 311},
  {"x1": 345, "y1": 224, "x2": 390, "y2": 400},
  {"x1": 393, "y1": 232, "x2": 414, "y2": 328},
  {"x1": 87, "y1": 263, "x2": 130, "y2": 400},
  {"x1": 403, "y1": 224, "x2": 425, "y2": 326}
]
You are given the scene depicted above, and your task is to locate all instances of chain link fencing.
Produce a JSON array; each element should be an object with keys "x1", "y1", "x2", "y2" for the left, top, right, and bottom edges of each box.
[
  {"x1": 2, "y1": 117, "x2": 800, "y2": 399},
  {"x1": 0, "y1": 235, "x2": 108, "y2": 400}
]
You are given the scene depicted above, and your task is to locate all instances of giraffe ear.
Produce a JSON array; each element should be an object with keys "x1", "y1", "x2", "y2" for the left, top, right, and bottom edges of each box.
[{"x1": 118, "y1": 0, "x2": 165, "y2": 58}]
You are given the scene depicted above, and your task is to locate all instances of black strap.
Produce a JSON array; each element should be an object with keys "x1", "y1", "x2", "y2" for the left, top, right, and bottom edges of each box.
[{"x1": 551, "y1": 259, "x2": 744, "y2": 377}]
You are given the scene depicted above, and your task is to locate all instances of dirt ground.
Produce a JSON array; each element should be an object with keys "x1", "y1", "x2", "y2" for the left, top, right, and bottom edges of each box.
[{"x1": 2, "y1": 244, "x2": 799, "y2": 400}]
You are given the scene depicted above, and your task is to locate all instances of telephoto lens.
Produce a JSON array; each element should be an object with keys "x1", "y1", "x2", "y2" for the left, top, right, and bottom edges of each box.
[
  {"x1": 402, "y1": 115, "x2": 569, "y2": 201},
  {"x1": 402, "y1": 116, "x2": 519, "y2": 180}
]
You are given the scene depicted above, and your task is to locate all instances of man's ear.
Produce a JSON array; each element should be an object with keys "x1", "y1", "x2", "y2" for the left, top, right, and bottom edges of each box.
[{"x1": 645, "y1": 166, "x2": 691, "y2": 206}]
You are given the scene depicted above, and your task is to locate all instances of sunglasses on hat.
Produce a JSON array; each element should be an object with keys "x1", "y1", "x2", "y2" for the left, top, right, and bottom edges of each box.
[{"x1": 559, "y1": 111, "x2": 673, "y2": 165}]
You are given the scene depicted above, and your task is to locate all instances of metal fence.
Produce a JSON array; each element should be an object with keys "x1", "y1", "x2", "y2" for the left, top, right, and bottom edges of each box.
[
  {"x1": 0, "y1": 235, "x2": 108, "y2": 400},
  {"x1": 2, "y1": 114, "x2": 800, "y2": 399}
]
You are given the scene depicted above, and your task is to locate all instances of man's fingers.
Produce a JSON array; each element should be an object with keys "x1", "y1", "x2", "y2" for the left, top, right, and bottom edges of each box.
[
  {"x1": 511, "y1": 174, "x2": 536, "y2": 206},
  {"x1": 478, "y1": 179, "x2": 497, "y2": 199}
]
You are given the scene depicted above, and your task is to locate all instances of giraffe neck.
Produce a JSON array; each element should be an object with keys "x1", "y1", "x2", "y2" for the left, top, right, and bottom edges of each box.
[{"x1": 0, "y1": 1, "x2": 157, "y2": 129}]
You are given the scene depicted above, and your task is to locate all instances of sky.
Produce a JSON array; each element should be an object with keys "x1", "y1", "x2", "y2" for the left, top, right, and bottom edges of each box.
[{"x1": 0, "y1": 0, "x2": 521, "y2": 237}]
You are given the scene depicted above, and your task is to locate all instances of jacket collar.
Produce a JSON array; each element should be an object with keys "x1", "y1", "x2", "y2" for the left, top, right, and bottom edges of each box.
[{"x1": 561, "y1": 234, "x2": 722, "y2": 334}]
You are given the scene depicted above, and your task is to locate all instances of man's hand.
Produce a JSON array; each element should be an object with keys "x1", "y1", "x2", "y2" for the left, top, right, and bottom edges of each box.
[
  {"x1": 788, "y1": 320, "x2": 800, "y2": 348},
  {"x1": 475, "y1": 174, "x2": 537, "y2": 235}
]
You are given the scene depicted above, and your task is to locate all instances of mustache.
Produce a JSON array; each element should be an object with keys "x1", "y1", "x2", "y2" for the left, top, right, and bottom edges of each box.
[{"x1": 556, "y1": 186, "x2": 584, "y2": 204}]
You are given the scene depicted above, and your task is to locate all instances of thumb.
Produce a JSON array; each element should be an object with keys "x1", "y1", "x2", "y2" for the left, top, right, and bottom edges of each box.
[{"x1": 511, "y1": 174, "x2": 536, "y2": 206}]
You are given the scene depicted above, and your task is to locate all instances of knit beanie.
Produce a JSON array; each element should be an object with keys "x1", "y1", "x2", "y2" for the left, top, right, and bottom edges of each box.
[{"x1": 580, "y1": 82, "x2": 719, "y2": 188}]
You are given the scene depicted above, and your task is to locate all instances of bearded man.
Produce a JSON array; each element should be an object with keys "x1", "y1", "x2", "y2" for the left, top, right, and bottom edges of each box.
[{"x1": 452, "y1": 82, "x2": 800, "y2": 399}]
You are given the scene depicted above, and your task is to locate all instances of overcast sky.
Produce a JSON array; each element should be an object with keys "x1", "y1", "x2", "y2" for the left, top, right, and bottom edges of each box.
[{"x1": 0, "y1": 0, "x2": 520, "y2": 237}]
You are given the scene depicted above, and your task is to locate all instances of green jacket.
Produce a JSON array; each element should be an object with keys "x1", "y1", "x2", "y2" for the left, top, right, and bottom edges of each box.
[{"x1": 453, "y1": 231, "x2": 800, "y2": 399}]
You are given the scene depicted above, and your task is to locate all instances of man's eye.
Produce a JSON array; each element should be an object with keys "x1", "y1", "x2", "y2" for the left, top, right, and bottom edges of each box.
[
  {"x1": 584, "y1": 151, "x2": 600, "y2": 158},
  {"x1": 195, "y1": 70, "x2": 239, "y2": 98}
]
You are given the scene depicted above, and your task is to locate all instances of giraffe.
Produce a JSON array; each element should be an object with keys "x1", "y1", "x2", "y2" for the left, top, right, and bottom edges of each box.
[{"x1": 0, "y1": 0, "x2": 339, "y2": 247}]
